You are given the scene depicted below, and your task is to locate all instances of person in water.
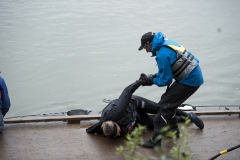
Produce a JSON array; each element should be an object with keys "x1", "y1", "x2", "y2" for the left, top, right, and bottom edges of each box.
[
  {"x1": 86, "y1": 79, "x2": 204, "y2": 139},
  {"x1": 137, "y1": 31, "x2": 204, "y2": 148}
]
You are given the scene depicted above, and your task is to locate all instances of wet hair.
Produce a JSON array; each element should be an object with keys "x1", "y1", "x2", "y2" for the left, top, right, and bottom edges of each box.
[{"x1": 101, "y1": 121, "x2": 118, "y2": 138}]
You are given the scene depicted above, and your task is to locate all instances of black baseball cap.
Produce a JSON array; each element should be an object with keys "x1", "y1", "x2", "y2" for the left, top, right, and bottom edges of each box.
[{"x1": 138, "y1": 32, "x2": 155, "y2": 51}]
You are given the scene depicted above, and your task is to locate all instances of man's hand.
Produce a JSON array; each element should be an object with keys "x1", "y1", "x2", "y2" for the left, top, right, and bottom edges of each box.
[
  {"x1": 139, "y1": 73, "x2": 148, "y2": 80},
  {"x1": 139, "y1": 73, "x2": 154, "y2": 86}
]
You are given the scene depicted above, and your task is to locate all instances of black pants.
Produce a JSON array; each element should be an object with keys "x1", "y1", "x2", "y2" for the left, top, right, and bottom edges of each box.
[
  {"x1": 152, "y1": 81, "x2": 199, "y2": 139},
  {"x1": 132, "y1": 95, "x2": 158, "y2": 130},
  {"x1": 132, "y1": 81, "x2": 198, "y2": 132}
]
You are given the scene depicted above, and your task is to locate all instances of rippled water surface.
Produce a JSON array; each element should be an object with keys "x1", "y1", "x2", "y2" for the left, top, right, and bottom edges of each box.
[{"x1": 1, "y1": 0, "x2": 240, "y2": 117}]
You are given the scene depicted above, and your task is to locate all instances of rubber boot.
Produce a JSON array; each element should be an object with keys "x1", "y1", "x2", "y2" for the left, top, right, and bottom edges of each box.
[
  {"x1": 188, "y1": 112, "x2": 204, "y2": 129},
  {"x1": 142, "y1": 138, "x2": 161, "y2": 148},
  {"x1": 141, "y1": 111, "x2": 165, "y2": 148},
  {"x1": 141, "y1": 125, "x2": 162, "y2": 148}
]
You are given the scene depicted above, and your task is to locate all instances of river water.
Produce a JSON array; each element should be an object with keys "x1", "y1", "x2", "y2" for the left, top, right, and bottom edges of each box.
[{"x1": 1, "y1": 0, "x2": 240, "y2": 117}]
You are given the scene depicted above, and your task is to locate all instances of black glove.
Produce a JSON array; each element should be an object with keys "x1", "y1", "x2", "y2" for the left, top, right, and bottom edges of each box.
[
  {"x1": 139, "y1": 73, "x2": 147, "y2": 80},
  {"x1": 139, "y1": 73, "x2": 154, "y2": 86}
]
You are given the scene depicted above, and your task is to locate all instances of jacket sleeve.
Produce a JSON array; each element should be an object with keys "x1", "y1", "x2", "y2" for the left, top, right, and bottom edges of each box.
[
  {"x1": 0, "y1": 77, "x2": 11, "y2": 117},
  {"x1": 115, "y1": 80, "x2": 142, "y2": 116},
  {"x1": 153, "y1": 47, "x2": 175, "y2": 87}
]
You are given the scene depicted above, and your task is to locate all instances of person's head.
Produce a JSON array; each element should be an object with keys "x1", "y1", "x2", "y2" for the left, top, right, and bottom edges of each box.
[
  {"x1": 101, "y1": 121, "x2": 121, "y2": 138},
  {"x1": 138, "y1": 32, "x2": 155, "y2": 53}
]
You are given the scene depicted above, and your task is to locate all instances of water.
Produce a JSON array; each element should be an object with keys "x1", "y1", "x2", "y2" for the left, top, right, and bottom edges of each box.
[{"x1": 0, "y1": 0, "x2": 240, "y2": 117}]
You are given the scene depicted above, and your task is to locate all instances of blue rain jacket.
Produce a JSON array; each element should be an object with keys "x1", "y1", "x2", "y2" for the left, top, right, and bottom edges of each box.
[
  {"x1": 0, "y1": 76, "x2": 11, "y2": 117},
  {"x1": 151, "y1": 32, "x2": 204, "y2": 87}
]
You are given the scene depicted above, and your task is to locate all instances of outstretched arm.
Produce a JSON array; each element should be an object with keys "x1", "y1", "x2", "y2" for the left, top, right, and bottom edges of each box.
[{"x1": 116, "y1": 80, "x2": 142, "y2": 115}]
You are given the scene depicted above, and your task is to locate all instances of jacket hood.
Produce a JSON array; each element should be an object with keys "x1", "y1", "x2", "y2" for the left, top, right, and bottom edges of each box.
[{"x1": 151, "y1": 32, "x2": 165, "y2": 57}]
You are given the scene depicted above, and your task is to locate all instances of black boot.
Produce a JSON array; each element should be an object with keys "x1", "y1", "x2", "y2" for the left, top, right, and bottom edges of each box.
[
  {"x1": 188, "y1": 112, "x2": 204, "y2": 129},
  {"x1": 141, "y1": 108, "x2": 171, "y2": 148},
  {"x1": 141, "y1": 138, "x2": 161, "y2": 148}
]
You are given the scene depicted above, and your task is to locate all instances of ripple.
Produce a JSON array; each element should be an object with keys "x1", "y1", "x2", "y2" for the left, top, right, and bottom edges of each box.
[{"x1": 1, "y1": 0, "x2": 240, "y2": 117}]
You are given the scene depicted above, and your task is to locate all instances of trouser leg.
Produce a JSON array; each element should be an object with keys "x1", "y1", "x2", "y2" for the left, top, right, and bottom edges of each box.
[
  {"x1": 168, "y1": 116, "x2": 180, "y2": 138},
  {"x1": 154, "y1": 81, "x2": 199, "y2": 139},
  {"x1": 136, "y1": 112, "x2": 154, "y2": 130},
  {"x1": 152, "y1": 108, "x2": 175, "y2": 139},
  {"x1": 176, "y1": 109, "x2": 189, "y2": 117},
  {"x1": 176, "y1": 109, "x2": 189, "y2": 122},
  {"x1": 132, "y1": 95, "x2": 159, "y2": 114},
  {"x1": 132, "y1": 95, "x2": 159, "y2": 130},
  {"x1": 141, "y1": 108, "x2": 169, "y2": 148},
  {"x1": 158, "y1": 81, "x2": 199, "y2": 109}
]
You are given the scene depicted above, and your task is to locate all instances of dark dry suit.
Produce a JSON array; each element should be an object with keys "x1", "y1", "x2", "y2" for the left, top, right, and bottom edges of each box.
[{"x1": 86, "y1": 80, "x2": 142, "y2": 135}]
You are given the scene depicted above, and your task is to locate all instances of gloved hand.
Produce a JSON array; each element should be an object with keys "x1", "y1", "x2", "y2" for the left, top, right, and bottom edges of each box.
[
  {"x1": 139, "y1": 73, "x2": 154, "y2": 86},
  {"x1": 139, "y1": 73, "x2": 147, "y2": 80}
]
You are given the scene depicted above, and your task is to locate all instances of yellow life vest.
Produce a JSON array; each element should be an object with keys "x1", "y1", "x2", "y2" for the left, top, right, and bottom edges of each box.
[{"x1": 164, "y1": 43, "x2": 198, "y2": 81}]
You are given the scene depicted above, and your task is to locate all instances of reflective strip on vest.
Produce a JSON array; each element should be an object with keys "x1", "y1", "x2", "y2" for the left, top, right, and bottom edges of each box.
[{"x1": 167, "y1": 44, "x2": 198, "y2": 81}]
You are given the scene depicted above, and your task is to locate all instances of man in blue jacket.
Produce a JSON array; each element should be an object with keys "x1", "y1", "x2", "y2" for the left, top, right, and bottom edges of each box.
[
  {"x1": 0, "y1": 76, "x2": 11, "y2": 133},
  {"x1": 138, "y1": 32, "x2": 204, "y2": 148}
]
